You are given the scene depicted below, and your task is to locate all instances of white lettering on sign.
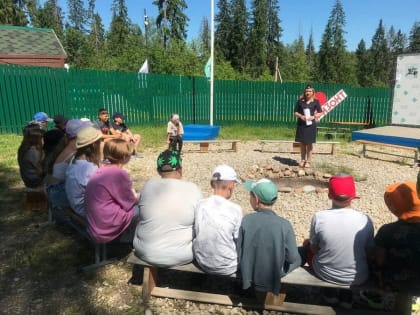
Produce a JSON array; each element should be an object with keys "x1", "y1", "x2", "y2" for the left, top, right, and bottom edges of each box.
[{"x1": 318, "y1": 89, "x2": 347, "y2": 121}]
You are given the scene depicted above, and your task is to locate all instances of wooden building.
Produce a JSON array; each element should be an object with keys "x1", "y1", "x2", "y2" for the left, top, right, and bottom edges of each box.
[{"x1": 0, "y1": 25, "x2": 67, "y2": 68}]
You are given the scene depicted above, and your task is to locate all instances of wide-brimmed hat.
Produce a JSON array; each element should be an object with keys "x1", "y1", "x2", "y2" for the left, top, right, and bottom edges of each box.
[
  {"x1": 244, "y1": 178, "x2": 278, "y2": 205},
  {"x1": 76, "y1": 126, "x2": 102, "y2": 148},
  {"x1": 157, "y1": 149, "x2": 182, "y2": 172},
  {"x1": 384, "y1": 181, "x2": 420, "y2": 221},
  {"x1": 211, "y1": 164, "x2": 241, "y2": 183}
]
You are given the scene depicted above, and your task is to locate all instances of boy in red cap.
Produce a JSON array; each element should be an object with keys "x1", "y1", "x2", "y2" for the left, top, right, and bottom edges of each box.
[{"x1": 305, "y1": 174, "x2": 374, "y2": 309}]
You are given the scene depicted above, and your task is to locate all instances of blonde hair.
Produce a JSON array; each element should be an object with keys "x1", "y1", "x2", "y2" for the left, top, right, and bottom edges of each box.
[{"x1": 103, "y1": 139, "x2": 131, "y2": 164}]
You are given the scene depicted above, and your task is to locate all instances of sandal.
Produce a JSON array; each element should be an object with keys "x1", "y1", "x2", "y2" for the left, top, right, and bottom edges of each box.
[
  {"x1": 304, "y1": 161, "x2": 311, "y2": 168},
  {"x1": 299, "y1": 160, "x2": 306, "y2": 167}
]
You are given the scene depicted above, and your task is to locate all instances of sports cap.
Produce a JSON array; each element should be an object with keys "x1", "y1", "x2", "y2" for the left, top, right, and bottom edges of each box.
[
  {"x1": 33, "y1": 112, "x2": 53, "y2": 122},
  {"x1": 211, "y1": 164, "x2": 241, "y2": 183},
  {"x1": 244, "y1": 178, "x2": 278, "y2": 205},
  {"x1": 328, "y1": 174, "x2": 359, "y2": 203},
  {"x1": 157, "y1": 149, "x2": 182, "y2": 172}
]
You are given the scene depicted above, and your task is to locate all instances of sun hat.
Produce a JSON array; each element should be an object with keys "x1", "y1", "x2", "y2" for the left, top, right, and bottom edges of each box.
[
  {"x1": 157, "y1": 149, "x2": 182, "y2": 172},
  {"x1": 75, "y1": 126, "x2": 102, "y2": 148},
  {"x1": 211, "y1": 164, "x2": 241, "y2": 183},
  {"x1": 33, "y1": 112, "x2": 53, "y2": 122},
  {"x1": 384, "y1": 181, "x2": 420, "y2": 221},
  {"x1": 328, "y1": 174, "x2": 359, "y2": 203},
  {"x1": 66, "y1": 119, "x2": 91, "y2": 138},
  {"x1": 244, "y1": 178, "x2": 278, "y2": 205},
  {"x1": 112, "y1": 112, "x2": 125, "y2": 120},
  {"x1": 53, "y1": 114, "x2": 68, "y2": 126}
]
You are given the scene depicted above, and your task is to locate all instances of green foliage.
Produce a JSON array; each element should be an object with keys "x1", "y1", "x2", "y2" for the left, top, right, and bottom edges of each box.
[
  {"x1": 318, "y1": 0, "x2": 350, "y2": 84},
  {"x1": 408, "y1": 21, "x2": 420, "y2": 53},
  {"x1": 2, "y1": 0, "x2": 418, "y2": 85}
]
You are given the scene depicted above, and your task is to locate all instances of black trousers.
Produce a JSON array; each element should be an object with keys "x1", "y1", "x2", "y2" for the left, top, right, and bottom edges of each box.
[{"x1": 169, "y1": 135, "x2": 183, "y2": 152}]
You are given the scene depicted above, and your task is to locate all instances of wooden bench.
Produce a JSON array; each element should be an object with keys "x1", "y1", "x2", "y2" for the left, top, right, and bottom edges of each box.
[
  {"x1": 49, "y1": 204, "x2": 115, "y2": 271},
  {"x1": 355, "y1": 140, "x2": 419, "y2": 166},
  {"x1": 127, "y1": 252, "x2": 415, "y2": 314},
  {"x1": 183, "y1": 140, "x2": 239, "y2": 152},
  {"x1": 127, "y1": 252, "x2": 338, "y2": 314},
  {"x1": 23, "y1": 187, "x2": 47, "y2": 211},
  {"x1": 317, "y1": 126, "x2": 351, "y2": 139},
  {"x1": 259, "y1": 140, "x2": 339, "y2": 155}
]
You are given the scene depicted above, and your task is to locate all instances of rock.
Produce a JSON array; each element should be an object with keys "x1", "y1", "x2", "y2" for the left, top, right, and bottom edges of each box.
[
  {"x1": 279, "y1": 186, "x2": 293, "y2": 193},
  {"x1": 316, "y1": 187, "x2": 329, "y2": 194},
  {"x1": 297, "y1": 169, "x2": 306, "y2": 177},
  {"x1": 283, "y1": 170, "x2": 292, "y2": 176},
  {"x1": 323, "y1": 173, "x2": 333, "y2": 178},
  {"x1": 302, "y1": 185, "x2": 316, "y2": 193}
]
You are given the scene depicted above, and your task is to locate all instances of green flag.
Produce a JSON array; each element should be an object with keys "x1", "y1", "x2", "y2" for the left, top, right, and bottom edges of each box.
[{"x1": 204, "y1": 57, "x2": 211, "y2": 79}]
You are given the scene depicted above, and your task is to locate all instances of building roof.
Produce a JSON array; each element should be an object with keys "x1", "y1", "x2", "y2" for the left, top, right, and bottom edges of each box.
[{"x1": 0, "y1": 25, "x2": 66, "y2": 57}]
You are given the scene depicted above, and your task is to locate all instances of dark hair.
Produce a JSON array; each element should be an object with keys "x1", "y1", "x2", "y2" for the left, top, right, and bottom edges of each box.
[
  {"x1": 97, "y1": 108, "x2": 108, "y2": 115},
  {"x1": 18, "y1": 127, "x2": 45, "y2": 176}
]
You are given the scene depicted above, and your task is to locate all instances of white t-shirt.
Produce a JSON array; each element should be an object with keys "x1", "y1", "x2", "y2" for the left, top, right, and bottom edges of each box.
[
  {"x1": 133, "y1": 178, "x2": 202, "y2": 267},
  {"x1": 193, "y1": 195, "x2": 243, "y2": 275},
  {"x1": 310, "y1": 208, "x2": 374, "y2": 285},
  {"x1": 167, "y1": 121, "x2": 184, "y2": 136}
]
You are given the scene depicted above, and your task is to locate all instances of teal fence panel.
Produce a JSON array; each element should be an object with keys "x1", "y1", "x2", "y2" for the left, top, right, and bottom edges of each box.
[{"x1": 0, "y1": 64, "x2": 392, "y2": 134}]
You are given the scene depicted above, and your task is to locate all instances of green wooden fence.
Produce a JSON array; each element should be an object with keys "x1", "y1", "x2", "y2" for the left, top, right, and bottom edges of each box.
[{"x1": 0, "y1": 64, "x2": 392, "y2": 134}]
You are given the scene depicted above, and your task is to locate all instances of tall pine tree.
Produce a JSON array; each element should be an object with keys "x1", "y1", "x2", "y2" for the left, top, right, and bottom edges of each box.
[
  {"x1": 230, "y1": 0, "x2": 247, "y2": 73},
  {"x1": 408, "y1": 21, "x2": 420, "y2": 53},
  {"x1": 248, "y1": 0, "x2": 268, "y2": 78},
  {"x1": 318, "y1": 0, "x2": 349, "y2": 83},
  {"x1": 369, "y1": 19, "x2": 391, "y2": 86},
  {"x1": 214, "y1": 0, "x2": 232, "y2": 61}
]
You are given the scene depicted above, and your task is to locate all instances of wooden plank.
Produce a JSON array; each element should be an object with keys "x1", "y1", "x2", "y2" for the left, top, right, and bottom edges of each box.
[
  {"x1": 183, "y1": 140, "x2": 239, "y2": 153},
  {"x1": 151, "y1": 287, "x2": 335, "y2": 315},
  {"x1": 259, "y1": 140, "x2": 339, "y2": 155}
]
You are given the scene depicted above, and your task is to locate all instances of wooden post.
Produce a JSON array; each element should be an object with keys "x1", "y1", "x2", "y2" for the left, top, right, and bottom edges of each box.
[
  {"x1": 142, "y1": 266, "x2": 157, "y2": 302},
  {"x1": 199, "y1": 142, "x2": 209, "y2": 152}
]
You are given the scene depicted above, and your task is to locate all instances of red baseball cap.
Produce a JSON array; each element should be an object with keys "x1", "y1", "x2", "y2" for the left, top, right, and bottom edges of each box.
[{"x1": 328, "y1": 174, "x2": 359, "y2": 203}]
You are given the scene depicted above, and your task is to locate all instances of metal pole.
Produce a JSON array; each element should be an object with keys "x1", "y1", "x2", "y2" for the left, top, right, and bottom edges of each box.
[
  {"x1": 210, "y1": 0, "x2": 214, "y2": 126},
  {"x1": 144, "y1": 9, "x2": 149, "y2": 59}
]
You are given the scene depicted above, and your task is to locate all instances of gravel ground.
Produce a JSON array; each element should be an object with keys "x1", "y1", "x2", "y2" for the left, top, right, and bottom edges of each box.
[{"x1": 123, "y1": 140, "x2": 419, "y2": 315}]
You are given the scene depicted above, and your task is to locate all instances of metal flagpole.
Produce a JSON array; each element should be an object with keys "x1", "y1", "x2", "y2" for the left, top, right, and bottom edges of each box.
[{"x1": 210, "y1": 0, "x2": 214, "y2": 126}]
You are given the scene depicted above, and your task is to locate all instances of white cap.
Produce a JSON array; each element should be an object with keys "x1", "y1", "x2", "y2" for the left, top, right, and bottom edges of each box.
[{"x1": 211, "y1": 164, "x2": 241, "y2": 183}]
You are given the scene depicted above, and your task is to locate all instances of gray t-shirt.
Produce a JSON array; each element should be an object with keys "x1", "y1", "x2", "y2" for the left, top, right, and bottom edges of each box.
[
  {"x1": 133, "y1": 178, "x2": 202, "y2": 267},
  {"x1": 310, "y1": 208, "x2": 374, "y2": 285},
  {"x1": 193, "y1": 195, "x2": 243, "y2": 275}
]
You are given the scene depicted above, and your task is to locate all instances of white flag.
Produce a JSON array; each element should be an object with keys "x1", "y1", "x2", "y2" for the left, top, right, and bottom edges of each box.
[{"x1": 139, "y1": 59, "x2": 149, "y2": 74}]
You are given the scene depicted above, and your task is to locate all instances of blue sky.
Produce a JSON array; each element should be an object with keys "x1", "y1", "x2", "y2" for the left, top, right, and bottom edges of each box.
[{"x1": 54, "y1": 0, "x2": 419, "y2": 51}]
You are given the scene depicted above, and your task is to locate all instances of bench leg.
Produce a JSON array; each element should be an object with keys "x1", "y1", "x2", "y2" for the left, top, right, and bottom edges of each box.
[
  {"x1": 142, "y1": 266, "x2": 157, "y2": 302},
  {"x1": 232, "y1": 141, "x2": 238, "y2": 152},
  {"x1": 255, "y1": 291, "x2": 286, "y2": 306},
  {"x1": 331, "y1": 144, "x2": 335, "y2": 155},
  {"x1": 199, "y1": 142, "x2": 209, "y2": 152}
]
